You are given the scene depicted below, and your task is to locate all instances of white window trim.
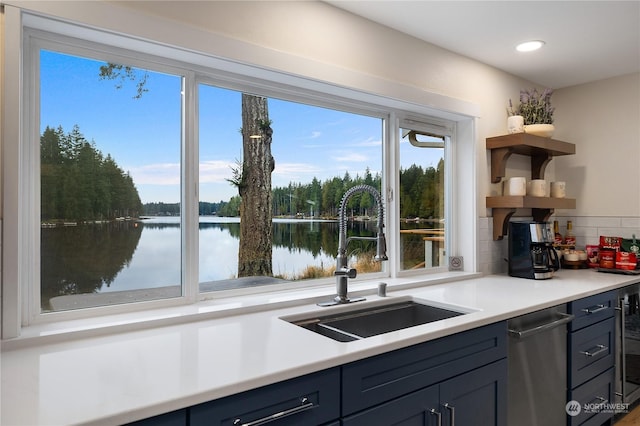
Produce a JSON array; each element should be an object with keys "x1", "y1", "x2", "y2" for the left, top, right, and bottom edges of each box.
[
  {"x1": 396, "y1": 116, "x2": 456, "y2": 276},
  {"x1": 2, "y1": 6, "x2": 479, "y2": 339}
]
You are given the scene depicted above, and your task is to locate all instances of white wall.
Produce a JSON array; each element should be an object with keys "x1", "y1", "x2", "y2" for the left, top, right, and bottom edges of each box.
[{"x1": 554, "y1": 72, "x2": 640, "y2": 217}]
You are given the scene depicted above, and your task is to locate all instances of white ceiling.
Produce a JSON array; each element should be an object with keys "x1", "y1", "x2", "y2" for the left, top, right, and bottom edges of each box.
[{"x1": 326, "y1": 1, "x2": 640, "y2": 89}]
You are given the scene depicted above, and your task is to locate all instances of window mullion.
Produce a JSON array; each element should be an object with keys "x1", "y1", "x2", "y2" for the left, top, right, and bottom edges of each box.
[
  {"x1": 183, "y1": 72, "x2": 199, "y2": 303},
  {"x1": 386, "y1": 112, "x2": 400, "y2": 278}
]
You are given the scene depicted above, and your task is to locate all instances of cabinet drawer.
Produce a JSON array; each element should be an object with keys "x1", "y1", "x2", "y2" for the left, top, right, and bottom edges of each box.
[
  {"x1": 189, "y1": 368, "x2": 340, "y2": 426},
  {"x1": 569, "y1": 291, "x2": 616, "y2": 331},
  {"x1": 342, "y1": 384, "x2": 439, "y2": 426},
  {"x1": 341, "y1": 321, "x2": 507, "y2": 415},
  {"x1": 569, "y1": 317, "x2": 615, "y2": 388},
  {"x1": 568, "y1": 367, "x2": 615, "y2": 426}
]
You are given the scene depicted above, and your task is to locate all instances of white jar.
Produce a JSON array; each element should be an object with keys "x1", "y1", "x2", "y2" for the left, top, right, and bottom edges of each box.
[{"x1": 507, "y1": 115, "x2": 524, "y2": 134}]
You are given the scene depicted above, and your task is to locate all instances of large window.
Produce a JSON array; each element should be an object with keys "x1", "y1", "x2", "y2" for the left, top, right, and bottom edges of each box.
[{"x1": 7, "y1": 22, "x2": 465, "y2": 328}]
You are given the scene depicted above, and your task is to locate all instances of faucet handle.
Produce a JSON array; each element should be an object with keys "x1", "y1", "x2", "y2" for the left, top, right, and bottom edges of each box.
[{"x1": 335, "y1": 267, "x2": 357, "y2": 279}]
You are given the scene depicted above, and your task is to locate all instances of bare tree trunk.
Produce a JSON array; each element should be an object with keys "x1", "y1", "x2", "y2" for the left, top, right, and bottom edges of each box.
[{"x1": 237, "y1": 94, "x2": 274, "y2": 277}]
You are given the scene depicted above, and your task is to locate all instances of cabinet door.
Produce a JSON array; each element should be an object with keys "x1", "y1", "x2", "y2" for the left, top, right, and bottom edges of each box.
[
  {"x1": 439, "y1": 359, "x2": 507, "y2": 426},
  {"x1": 189, "y1": 368, "x2": 340, "y2": 426},
  {"x1": 342, "y1": 384, "x2": 441, "y2": 426},
  {"x1": 342, "y1": 321, "x2": 506, "y2": 415}
]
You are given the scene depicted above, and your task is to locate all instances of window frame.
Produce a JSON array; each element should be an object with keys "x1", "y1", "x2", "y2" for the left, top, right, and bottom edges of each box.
[
  {"x1": 395, "y1": 116, "x2": 455, "y2": 275},
  {"x1": 194, "y1": 75, "x2": 391, "y2": 299},
  {"x1": 2, "y1": 9, "x2": 478, "y2": 337},
  {"x1": 22, "y1": 30, "x2": 202, "y2": 325}
]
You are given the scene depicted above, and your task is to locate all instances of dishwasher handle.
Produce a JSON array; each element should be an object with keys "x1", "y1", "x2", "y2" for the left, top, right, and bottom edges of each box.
[{"x1": 508, "y1": 312, "x2": 575, "y2": 339}]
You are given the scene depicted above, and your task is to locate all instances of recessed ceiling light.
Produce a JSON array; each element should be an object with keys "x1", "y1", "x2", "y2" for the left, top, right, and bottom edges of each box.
[{"x1": 516, "y1": 40, "x2": 545, "y2": 52}]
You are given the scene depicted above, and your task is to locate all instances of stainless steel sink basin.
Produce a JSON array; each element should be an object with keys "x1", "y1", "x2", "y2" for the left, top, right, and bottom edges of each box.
[{"x1": 286, "y1": 298, "x2": 468, "y2": 342}]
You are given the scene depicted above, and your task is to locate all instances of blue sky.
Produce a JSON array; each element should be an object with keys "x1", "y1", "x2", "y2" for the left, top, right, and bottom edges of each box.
[{"x1": 40, "y1": 50, "x2": 441, "y2": 204}]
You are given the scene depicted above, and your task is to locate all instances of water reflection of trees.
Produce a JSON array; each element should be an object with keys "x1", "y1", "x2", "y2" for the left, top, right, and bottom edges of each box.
[
  {"x1": 198, "y1": 220, "x2": 377, "y2": 258},
  {"x1": 133, "y1": 220, "x2": 377, "y2": 259},
  {"x1": 41, "y1": 221, "x2": 142, "y2": 311}
]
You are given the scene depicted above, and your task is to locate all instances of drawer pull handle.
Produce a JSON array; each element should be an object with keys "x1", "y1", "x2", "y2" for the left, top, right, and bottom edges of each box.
[
  {"x1": 587, "y1": 396, "x2": 608, "y2": 406},
  {"x1": 429, "y1": 408, "x2": 442, "y2": 426},
  {"x1": 580, "y1": 344, "x2": 608, "y2": 357},
  {"x1": 581, "y1": 304, "x2": 609, "y2": 314},
  {"x1": 443, "y1": 403, "x2": 455, "y2": 425},
  {"x1": 233, "y1": 397, "x2": 314, "y2": 426}
]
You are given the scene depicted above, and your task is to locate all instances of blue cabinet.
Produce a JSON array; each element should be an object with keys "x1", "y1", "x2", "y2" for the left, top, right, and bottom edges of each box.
[
  {"x1": 569, "y1": 290, "x2": 617, "y2": 332},
  {"x1": 569, "y1": 317, "x2": 615, "y2": 387},
  {"x1": 342, "y1": 383, "x2": 440, "y2": 425},
  {"x1": 569, "y1": 368, "x2": 615, "y2": 426},
  {"x1": 189, "y1": 368, "x2": 340, "y2": 426},
  {"x1": 342, "y1": 359, "x2": 506, "y2": 426},
  {"x1": 342, "y1": 321, "x2": 506, "y2": 416},
  {"x1": 342, "y1": 322, "x2": 508, "y2": 425},
  {"x1": 567, "y1": 291, "x2": 617, "y2": 426},
  {"x1": 439, "y1": 359, "x2": 507, "y2": 426}
]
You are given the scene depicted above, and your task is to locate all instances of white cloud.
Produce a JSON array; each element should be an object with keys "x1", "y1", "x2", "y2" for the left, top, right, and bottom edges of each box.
[
  {"x1": 352, "y1": 137, "x2": 382, "y2": 147},
  {"x1": 199, "y1": 160, "x2": 236, "y2": 183},
  {"x1": 129, "y1": 160, "x2": 237, "y2": 185},
  {"x1": 129, "y1": 163, "x2": 180, "y2": 185},
  {"x1": 274, "y1": 162, "x2": 321, "y2": 177},
  {"x1": 332, "y1": 152, "x2": 368, "y2": 162}
]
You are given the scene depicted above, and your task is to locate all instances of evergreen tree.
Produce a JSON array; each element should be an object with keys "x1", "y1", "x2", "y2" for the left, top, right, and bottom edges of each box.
[{"x1": 40, "y1": 125, "x2": 143, "y2": 222}]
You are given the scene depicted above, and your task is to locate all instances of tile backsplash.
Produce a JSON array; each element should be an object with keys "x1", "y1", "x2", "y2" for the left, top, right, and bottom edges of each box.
[{"x1": 478, "y1": 216, "x2": 640, "y2": 275}]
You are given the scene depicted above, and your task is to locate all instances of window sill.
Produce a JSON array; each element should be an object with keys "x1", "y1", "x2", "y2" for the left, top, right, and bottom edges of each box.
[{"x1": 2, "y1": 271, "x2": 481, "y2": 351}]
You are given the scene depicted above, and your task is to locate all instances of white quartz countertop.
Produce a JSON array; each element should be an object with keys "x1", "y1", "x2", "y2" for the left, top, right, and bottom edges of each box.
[{"x1": 3, "y1": 269, "x2": 640, "y2": 426}]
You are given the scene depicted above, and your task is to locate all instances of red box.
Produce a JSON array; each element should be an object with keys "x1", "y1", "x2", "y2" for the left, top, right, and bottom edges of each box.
[
  {"x1": 600, "y1": 236, "x2": 622, "y2": 249},
  {"x1": 616, "y1": 252, "x2": 637, "y2": 270},
  {"x1": 600, "y1": 249, "x2": 616, "y2": 269}
]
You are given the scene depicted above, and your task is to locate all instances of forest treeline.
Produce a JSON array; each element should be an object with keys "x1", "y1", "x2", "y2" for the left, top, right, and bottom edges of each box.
[
  {"x1": 41, "y1": 125, "x2": 444, "y2": 221},
  {"x1": 41, "y1": 125, "x2": 143, "y2": 221},
  {"x1": 145, "y1": 161, "x2": 444, "y2": 220}
]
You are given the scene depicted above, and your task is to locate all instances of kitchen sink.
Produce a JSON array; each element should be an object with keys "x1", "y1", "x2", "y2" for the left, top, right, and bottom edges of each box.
[{"x1": 285, "y1": 298, "x2": 469, "y2": 342}]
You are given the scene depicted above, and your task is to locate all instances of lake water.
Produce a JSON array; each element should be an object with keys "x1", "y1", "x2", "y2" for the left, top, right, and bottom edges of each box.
[{"x1": 40, "y1": 216, "x2": 388, "y2": 308}]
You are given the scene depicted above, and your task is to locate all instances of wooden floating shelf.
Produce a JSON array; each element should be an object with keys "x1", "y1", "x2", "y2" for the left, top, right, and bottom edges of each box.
[
  {"x1": 486, "y1": 133, "x2": 576, "y2": 156},
  {"x1": 486, "y1": 196, "x2": 576, "y2": 209},
  {"x1": 487, "y1": 197, "x2": 576, "y2": 240},
  {"x1": 486, "y1": 133, "x2": 575, "y2": 183},
  {"x1": 486, "y1": 133, "x2": 576, "y2": 240}
]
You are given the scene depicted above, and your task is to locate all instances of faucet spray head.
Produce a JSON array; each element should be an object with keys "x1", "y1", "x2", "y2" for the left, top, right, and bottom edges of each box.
[{"x1": 374, "y1": 233, "x2": 388, "y2": 262}]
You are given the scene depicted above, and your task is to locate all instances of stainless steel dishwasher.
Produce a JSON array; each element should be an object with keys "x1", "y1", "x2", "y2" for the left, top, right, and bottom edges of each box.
[{"x1": 507, "y1": 304, "x2": 575, "y2": 426}]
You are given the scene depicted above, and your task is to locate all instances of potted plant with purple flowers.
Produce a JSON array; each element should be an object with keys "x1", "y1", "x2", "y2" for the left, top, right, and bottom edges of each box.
[{"x1": 517, "y1": 88, "x2": 555, "y2": 137}]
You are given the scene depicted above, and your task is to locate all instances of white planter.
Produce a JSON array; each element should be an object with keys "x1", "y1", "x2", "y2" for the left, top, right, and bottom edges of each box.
[
  {"x1": 524, "y1": 123, "x2": 555, "y2": 138},
  {"x1": 507, "y1": 115, "x2": 524, "y2": 134}
]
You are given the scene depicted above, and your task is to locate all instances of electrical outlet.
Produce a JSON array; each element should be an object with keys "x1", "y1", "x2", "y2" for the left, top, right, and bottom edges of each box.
[{"x1": 449, "y1": 256, "x2": 464, "y2": 271}]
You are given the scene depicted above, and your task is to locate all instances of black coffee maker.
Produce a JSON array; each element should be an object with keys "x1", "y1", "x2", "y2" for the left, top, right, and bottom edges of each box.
[{"x1": 508, "y1": 221, "x2": 560, "y2": 279}]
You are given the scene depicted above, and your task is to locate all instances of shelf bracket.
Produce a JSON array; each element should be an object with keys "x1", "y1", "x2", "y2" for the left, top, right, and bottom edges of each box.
[
  {"x1": 532, "y1": 208, "x2": 554, "y2": 223},
  {"x1": 490, "y1": 147, "x2": 512, "y2": 183},
  {"x1": 531, "y1": 154, "x2": 553, "y2": 180},
  {"x1": 492, "y1": 208, "x2": 517, "y2": 240}
]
